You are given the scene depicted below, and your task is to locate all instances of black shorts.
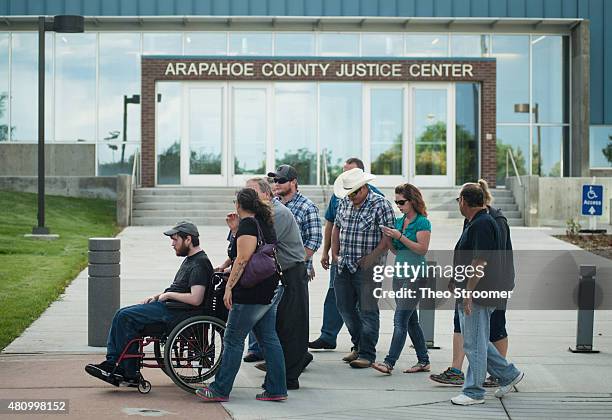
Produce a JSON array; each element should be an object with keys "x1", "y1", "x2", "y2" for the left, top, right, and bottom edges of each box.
[{"x1": 453, "y1": 304, "x2": 508, "y2": 342}]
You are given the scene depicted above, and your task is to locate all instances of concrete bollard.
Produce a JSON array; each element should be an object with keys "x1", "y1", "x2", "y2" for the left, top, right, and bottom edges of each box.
[
  {"x1": 88, "y1": 238, "x2": 121, "y2": 347},
  {"x1": 569, "y1": 264, "x2": 600, "y2": 353},
  {"x1": 419, "y1": 260, "x2": 440, "y2": 349}
]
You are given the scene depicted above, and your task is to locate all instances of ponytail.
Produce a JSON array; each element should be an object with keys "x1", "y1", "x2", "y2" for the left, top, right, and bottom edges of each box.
[{"x1": 477, "y1": 179, "x2": 493, "y2": 206}]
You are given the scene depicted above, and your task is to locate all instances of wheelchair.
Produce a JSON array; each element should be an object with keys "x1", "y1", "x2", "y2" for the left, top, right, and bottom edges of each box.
[{"x1": 113, "y1": 273, "x2": 229, "y2": 394}]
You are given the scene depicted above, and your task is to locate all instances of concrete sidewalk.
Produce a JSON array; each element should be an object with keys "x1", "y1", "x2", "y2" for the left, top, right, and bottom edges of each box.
[{"x1": 2, "y1": 225, "x2": 612, "y2": 419}]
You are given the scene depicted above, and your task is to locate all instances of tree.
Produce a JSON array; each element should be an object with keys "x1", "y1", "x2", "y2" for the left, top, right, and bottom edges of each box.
[
  {"x1": 0, "y1": 92, "x2": 15, "y2": 142},
  {"x1": 496, "y1": 139, "x2": 527, "y2": 185},
  {"x1": 275, "y1": 147, "x2": 318, "y2": 185},
  {"x1": 602, "y1": 134, "x2": 612, "y2": 164}
]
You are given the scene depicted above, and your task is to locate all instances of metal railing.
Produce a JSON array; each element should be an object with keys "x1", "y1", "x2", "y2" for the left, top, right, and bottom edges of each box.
[
  {"x1": 505, "y1": 148, "x2": 523, "y2": 187},
  {"x1": 320, "y1": 148, "x2": 330, "y2": 204},
  {"x1": 129, "y1": 148, "x2": 140, "y2": 225}
]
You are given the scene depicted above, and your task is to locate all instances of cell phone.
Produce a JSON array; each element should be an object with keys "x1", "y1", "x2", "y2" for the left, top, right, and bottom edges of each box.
[{"x1": 379, "y1": 224, "x2": 387, "y2": 230}]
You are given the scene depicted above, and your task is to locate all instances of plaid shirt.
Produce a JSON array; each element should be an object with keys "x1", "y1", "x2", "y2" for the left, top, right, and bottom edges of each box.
[
  {"x1": 334, "y1": 191, "x2": 395, "y2": 274},
  {"x1": 276, "y1": 192, "x2": 322, "y2": 273}
]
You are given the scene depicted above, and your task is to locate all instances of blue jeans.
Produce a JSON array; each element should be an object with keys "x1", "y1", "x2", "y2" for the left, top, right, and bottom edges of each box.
[
  {"x1": 384, "y1": 279, "x2": 429, "y2": 367},
  {"x1": 106, "y1": 301, "x2": 180, "y2": 377},
  {"x1": 458, "y1": 301, "x2": 521, "y2": 400},
  {"x1": 334, "y1": 267, "x2": 380, "y2": 362},
  {"x1": 210, "y1": 286, "x2": 286, "y2": 398},
  {"x1": 247, "y1": 331, "x2": 261, "y2": 356},
  {"x1": 319, "y1": 264, "x2": 344, "y2": 345}
]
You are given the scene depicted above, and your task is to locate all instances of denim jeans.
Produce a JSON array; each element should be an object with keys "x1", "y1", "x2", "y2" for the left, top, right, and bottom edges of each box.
[
  {"x1": 334, "y1": 266, "x2": 380, "y2": 362},
  {"x1": 210, "y1": 286, "x2": 286, "y2": 398},
  {"x1": 319, "y1": 263, "x2": 344, "y2": 346},
  {"x1": 384, "y1": 279, "x2": 429, "y2": 367},
  {"x1": 247, "y1": 331, "x2": 261, "y2": 356},
  {"x1": 458, "y1": 301, "x2": 520, "y2": 400},
  {"x1": 106, "y1": 301, "x2": 180, "y2": 377}
]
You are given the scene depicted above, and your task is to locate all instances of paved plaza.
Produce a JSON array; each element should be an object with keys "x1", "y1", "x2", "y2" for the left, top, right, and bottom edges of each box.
[{"x1": 2, "y1": 224, "x2": 612, "y2": 419}]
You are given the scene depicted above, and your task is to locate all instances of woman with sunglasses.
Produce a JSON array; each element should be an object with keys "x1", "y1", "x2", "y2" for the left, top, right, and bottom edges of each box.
[{"x1": 373, "y1": 183, "x2": 431, "y2": 375}]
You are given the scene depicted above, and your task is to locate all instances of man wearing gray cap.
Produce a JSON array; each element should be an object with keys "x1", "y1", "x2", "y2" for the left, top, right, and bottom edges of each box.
[{"x1": 85, "y1": 221, "x2": 214, "y2": 386}]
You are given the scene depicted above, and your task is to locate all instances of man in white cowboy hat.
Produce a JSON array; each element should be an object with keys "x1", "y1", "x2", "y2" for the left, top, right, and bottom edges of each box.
[{"x1": 331, "y1": 168, "x2": 395, "y2": 368}]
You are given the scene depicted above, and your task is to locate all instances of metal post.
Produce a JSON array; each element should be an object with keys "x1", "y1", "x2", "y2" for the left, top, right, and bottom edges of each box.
[
  {"x1": 419, "y1": 260, "x2": 440, "y2": 349},
  {"x1": 569, "y1": 264, "x2": 599, "y2": 353},
  {"x1": 33, "y1": 17, "x2": 49, "y2": 235},
  {"x1": 88, "y1": 238, "x2": 121, "y2": 347}
]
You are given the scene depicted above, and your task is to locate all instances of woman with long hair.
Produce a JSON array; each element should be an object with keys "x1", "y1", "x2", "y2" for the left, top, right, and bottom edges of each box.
[
  {"x1": 373, "y1": 183, "x2": 432, "y2": 375},
  {"x1": 196, "y1": 188, "x2": 287, "y2": 402}
]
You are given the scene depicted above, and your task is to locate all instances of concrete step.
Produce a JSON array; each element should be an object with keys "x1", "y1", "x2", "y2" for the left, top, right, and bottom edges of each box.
[
  {"x1": 432, "y1": 203, "x2": 519, "y2": 212},
  {"x1": 429, "y1": 210, "x2": 522, "y2": 219}
]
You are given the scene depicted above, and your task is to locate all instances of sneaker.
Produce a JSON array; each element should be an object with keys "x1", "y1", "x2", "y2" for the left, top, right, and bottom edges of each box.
[
  {"x1": 494, "y1": 372, "x2": 525, "y2": 398},
  {"x1": 484, "y1": 375, "x2": 499, "y2": 388},
  {"x1": 256, "y1": 391, "x2": 288, "y2": 401},
  {"x1": 254, "y1": 362, "x2": 267, "y2": 372},
  {"x1": 308, "y1": 338, "x2": 336, "y2": 350},
  {"x1": 349, "y1": 358, "x2": 372, "y2": 369},
  {"x1": 430, "y1": 367, "x2": 464, "y2": 386},
  {"x1": 342, "y1": 348, "x2": 359, "y2": 363},
  {"x1": 451, "y1": 394, "x2": 485, "y2": 406},
  {"x1": 302, "y1": 352, "x2": 314, "y2": 371},
  {"x1": 195, "y1": 386, "x2": 229, "y2": 402},
  {"x1": 85, "y1": 361, "x2": 120, "y2": 382},
  {"x1": 243, "y1": 353, "x2": 264, "y2": 363}
]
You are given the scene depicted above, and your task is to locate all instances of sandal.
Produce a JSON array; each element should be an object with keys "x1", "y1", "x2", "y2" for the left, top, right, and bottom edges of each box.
[
  {"x1": 404, "y1": 362, "x2": 431, "y2": 373},
  {"x1": 371, "y1": 361, "x2": 393, "y2": 375}
]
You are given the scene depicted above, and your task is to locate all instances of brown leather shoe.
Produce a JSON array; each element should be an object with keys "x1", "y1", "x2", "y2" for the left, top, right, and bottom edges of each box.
[
  {"x1": 349, "y1": 358, "x2": 372, "y2": 369},
  {"x1": 342, "y1": 349, "x2": 358, "y2": 363}
]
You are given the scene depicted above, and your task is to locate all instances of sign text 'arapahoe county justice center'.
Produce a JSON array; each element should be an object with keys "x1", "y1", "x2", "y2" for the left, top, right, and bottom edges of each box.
[{"x1": 164, "y1": 61, "x2": 475, "y2": 79}]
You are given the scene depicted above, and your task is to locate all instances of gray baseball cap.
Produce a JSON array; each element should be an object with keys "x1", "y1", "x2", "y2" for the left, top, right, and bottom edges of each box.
[
  {"x1": 163, "y1": 221, "x2": 199, "y2": 237},
  {"x1": 267, "y1": 164, "x2": 298, "y2": 182}
]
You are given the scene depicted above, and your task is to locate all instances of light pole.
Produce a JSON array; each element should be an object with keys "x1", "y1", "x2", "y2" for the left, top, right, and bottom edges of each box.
[
  {"x1": 32, "y1": 15, "x2": 84, "y2": 235},
  {"x1": 514, "y1": 103, "x2": 541, "y2": 176}
]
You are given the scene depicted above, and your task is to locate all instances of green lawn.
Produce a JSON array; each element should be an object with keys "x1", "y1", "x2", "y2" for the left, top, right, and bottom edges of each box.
[{"x1": 0, "y1": 191, "x2": 120, "y2": 351}]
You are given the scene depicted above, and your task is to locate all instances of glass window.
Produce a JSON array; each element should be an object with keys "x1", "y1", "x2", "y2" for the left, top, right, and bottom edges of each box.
[
  {"x1": 232, "y1": 87, "x2": 267, "y2": 174},
  {"x1": 590, "y1": 126, "x2": 612, "y2": 168},
  {"x1": 143, "y1": 33, "x2": 182, "y2": 55},
  {"x1": 492, "y1": 35, "x2": 530, "y2": 123},
  {"x1": 319, "y1": 83, "x2": 362, "y2": 182},
  {"x1": 450, "y1": 34, "x2": 489, "y2": 57},
  {"x1": 370, "y1": 88, "x2": 402, "y2": 175},
  {"x1": 532, "y1": 35, "x2": 568, "y2": 124},
  {"x1": 97, "y1": 143, "x2": 139, "y2": 176},
  {"x1": 361, "y1": 33, "x2": 403, "y2": 57},
  {"x1": 532, "y1": 126, "x2": 563, "y2": 177},
  {"x1": 10, "y1": 32, "x2": 53, "y2": 142},
  {"x1": 55, "y1": 33, "x2": 96, "y2": 142},
  {"x1": 0, "y1": 33, "x2": 9, "y2": 142},
  {"x1": 455, "y1": 83, "x2": 480, "y2": 185},
  {"x1": 405, "y1": 34, "x2": 448, "y2": 57},
  {"x1": 156, "y1": 82, "x2": 182, "y2": 185},
  {"x1": 318, "y1": 33, "x2": 360, "y2": 56},
  {"x1": 275, "y1": 33, "x2": 315, "y2": 56},
  {"x1": 228, "y1": 32, "x2": 273, "y2": 56},
  {"x1": 188, "y1": 87, "x2": 223, "y2": 175},
  {"x1": 98, "y1": 33, "x2": 141, "y2": 143},
  {"x1": 184, "y1": 32, "x2": 227, "y2": 55},
  {"x1": 496, "y1": 125, "x2": 530, "y2": 186},
  {"x1": 274, "y1": 83, "x2": 317, "y2": 184},
  {"x1": 414, "y1": 88, "x2": 447, "y2": 176}
]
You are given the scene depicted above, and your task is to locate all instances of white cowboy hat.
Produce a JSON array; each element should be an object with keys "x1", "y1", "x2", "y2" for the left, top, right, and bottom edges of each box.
[{"x1": 333, "y1": 168, "x2": 377, "y2": 199}]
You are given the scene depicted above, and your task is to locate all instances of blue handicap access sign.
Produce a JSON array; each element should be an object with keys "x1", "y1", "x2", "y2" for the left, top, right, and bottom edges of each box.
[{"x1": 582, "y1": 185, "x2": 603, "y2": 216}]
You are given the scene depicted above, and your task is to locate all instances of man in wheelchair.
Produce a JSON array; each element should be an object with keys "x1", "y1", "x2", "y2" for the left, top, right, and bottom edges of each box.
[{"x1": 85, "y1": 221, "x2": 215, "y2": 387}]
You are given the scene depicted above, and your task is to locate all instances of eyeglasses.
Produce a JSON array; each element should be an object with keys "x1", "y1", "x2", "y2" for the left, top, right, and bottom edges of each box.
[
  {"x1": 272, "y1": 177, "x2": 290, "y2": 184},
  {"x1": 394, "y1": 199, "x2": 408, "y2": 206},
  {"x1": 455, "y1": 197, "x2": 461, "y2": 202},
  {"x1": 348, "y1": 187, "x2": 362, "y2": 198}
]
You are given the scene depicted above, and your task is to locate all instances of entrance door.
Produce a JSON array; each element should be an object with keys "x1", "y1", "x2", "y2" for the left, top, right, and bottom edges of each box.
[
  {"x1": 410, "y1": 83, "x2": 455, "y2": 187},
  {"x1": 181, "y1": 83, "x2": 227, "y2": 186}
]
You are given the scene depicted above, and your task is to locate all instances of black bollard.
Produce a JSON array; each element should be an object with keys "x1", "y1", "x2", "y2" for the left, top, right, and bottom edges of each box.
[
  {"x1": 569, "y1": 264, "x2": 599, "y2": 353},
  {"x1": 419, "y1": 260, "x2": 440, "y2": 349}
]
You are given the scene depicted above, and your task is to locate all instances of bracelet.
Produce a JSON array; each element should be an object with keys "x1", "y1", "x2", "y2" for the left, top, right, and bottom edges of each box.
[{"x1": 397, "y1": 232, "x2": 403, "y2": 240}]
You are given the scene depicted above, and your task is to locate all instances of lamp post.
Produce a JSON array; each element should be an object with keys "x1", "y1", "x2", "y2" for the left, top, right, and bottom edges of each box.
[
  {"x1": 514, "y1": 103, "x2": 541, "y2": 176},
  {"x1": 32, "y1": 15, "x2": 84, "y2": 235},
  {"x1": 121, "y1": 94, "x2": 140, "y2": 165}
]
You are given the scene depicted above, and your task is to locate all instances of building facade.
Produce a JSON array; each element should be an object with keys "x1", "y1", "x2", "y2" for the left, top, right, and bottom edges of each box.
[{"x1": 0, "y1": 0, "x2": 609, "y2": 188}]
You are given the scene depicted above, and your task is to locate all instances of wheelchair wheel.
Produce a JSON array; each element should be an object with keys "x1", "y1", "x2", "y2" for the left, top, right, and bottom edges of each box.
[{"x1": 163, "y1": 315, "x2": 225, "y2": 393}]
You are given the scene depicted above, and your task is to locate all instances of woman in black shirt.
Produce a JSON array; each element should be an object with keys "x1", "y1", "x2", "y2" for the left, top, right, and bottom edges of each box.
[{"x1": 195, "y1": 188, "x2": 287, "y2": 403}]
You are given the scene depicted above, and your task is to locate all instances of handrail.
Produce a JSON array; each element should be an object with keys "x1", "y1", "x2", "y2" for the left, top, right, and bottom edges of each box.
[
  {"x1": 129, "y1": 148, "x2": 140, "y2": 225},
  {"x1": 505, "y1": 148, "x2": 523, "y2": 187},
  {"x1": 321, "y1": 148, "x2": 329, "y2": 204}
]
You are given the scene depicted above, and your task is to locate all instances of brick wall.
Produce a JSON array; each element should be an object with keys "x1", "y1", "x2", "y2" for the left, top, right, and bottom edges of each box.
[{"x1": 141, "y1": 58, "x2": 496, "y2": 187}]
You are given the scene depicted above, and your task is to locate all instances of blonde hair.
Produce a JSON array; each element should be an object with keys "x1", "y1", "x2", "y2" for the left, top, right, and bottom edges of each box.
[{"x1": 477, "y1": 179, "x2": 493, "y2": 206}]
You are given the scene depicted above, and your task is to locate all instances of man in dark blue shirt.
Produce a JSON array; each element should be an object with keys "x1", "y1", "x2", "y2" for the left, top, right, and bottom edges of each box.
[
  {"x1": 309, "y1": 157, "x2": 383, "y2": 352},
  {"x1": 450, "y1": 184, "x2": 524, "y2": 406}
]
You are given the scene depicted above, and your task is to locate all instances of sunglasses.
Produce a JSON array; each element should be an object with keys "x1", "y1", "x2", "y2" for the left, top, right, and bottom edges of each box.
[
  {"x1": 348, "y1": 187, "x2": 363, "y2": 198},
  {"x1": 394, "y1": 199, "x2": 409, "y2": 206},
  {"x1": 272, "y1": 177, "x2": 290, "y2": 184},
  {"x1": 455, "y1": 197, "x2": 461, "y2": 202}
]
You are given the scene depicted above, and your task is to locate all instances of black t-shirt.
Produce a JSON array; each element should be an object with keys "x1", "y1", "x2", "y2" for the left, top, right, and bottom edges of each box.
[
  {"x1": 164, "y1": 250, "x2": 214, "y2": 300},
  {"x1": 229, "y1": 216, "x2": 279, "y2": 305},
  {"x1": 454, "y1": 209, "x2": 504, "y2": 306}
]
